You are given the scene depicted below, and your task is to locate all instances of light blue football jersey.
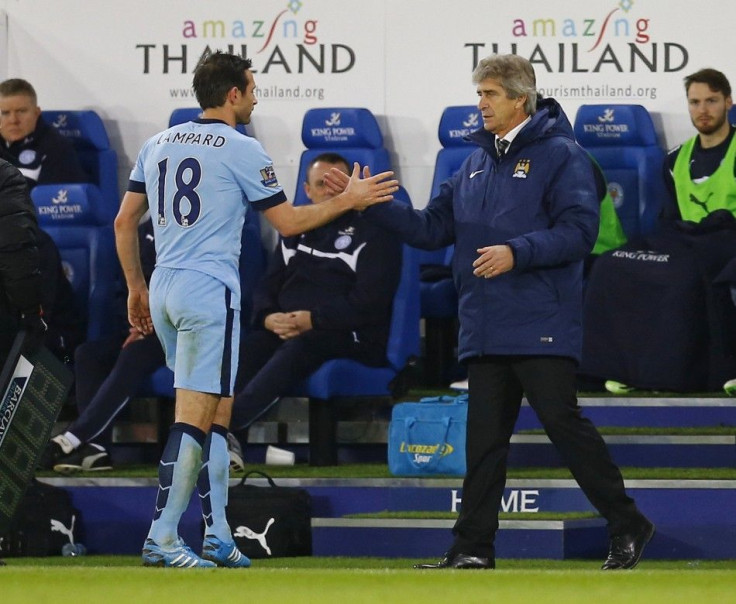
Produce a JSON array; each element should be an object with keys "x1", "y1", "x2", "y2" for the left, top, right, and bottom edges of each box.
[{"x1": 128, "y1": 119, "x2": 286, "y2": 305}]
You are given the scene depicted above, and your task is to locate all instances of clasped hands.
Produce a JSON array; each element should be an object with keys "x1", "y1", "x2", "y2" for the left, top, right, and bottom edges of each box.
[{"x1": 264, "y1": 311, "x2": 313, "y2": 340}]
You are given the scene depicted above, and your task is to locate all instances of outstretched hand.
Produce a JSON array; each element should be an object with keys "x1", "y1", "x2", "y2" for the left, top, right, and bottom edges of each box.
[{"x1": 326, "y1": 162, "x2": 398, "y2": 210}]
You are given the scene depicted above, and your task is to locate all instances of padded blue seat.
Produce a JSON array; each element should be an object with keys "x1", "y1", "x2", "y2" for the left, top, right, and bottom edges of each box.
[
  {"x1": 281, "y1": 108, "x2": 418, "y2": 464},
  {"x1": 293, "y1": 107, "x2": 391, "y2": 207},
  {"x1": 41, "y1": 110, "x2": 119, "y2": 224},
  {"x1": 31, "y1": 183, "x2": 119, "y2": 342},
  {"x1": 573, "y1": 104, "x2": 667, "y2": 239},
  {"x1": 293, "y1": 186, "x2": 421, "y2": 466}
]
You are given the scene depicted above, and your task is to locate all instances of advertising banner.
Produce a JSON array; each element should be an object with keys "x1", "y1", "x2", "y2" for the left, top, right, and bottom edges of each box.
[{"x1": 2, "y1": 0, "x2": 734, "y2": 205}]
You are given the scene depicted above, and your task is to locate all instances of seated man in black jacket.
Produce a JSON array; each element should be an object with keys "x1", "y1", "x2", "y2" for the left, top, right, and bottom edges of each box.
[
  {"x1": 0, "y1": 78, "x2": 87, "y2": 189},
  {"x1": 229, "y1": 152, "x2": 402, "y2": 446}
]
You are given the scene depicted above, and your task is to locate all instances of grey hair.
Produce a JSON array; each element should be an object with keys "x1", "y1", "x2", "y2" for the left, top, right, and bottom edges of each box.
[{"x1": 472, "y1": 54, "x2": 538, "y2": 115}]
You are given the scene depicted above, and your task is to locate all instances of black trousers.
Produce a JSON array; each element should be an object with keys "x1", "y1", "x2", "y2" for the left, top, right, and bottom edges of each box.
[
  {"x1": 452, "y1": 355, "x2": 646, "y2": 559},
  {"x1": 69, "y1": 333, "x2": 165, "y2": 444},
  {"x1": 230, "y1": 329, "x2": 385, "y2": 432}
]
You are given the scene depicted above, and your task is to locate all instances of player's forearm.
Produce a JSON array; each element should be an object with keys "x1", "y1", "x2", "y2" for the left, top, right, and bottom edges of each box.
[
  {"x1": 115, "y1": 220, "x2": 147, "y2": 291},
  {"x1": 280, "y1": 195, "x2": 353, "y2": 237}
]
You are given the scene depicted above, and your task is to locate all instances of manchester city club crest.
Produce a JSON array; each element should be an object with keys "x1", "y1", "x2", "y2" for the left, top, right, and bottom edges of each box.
[{"x1": 512, "y1": 159, "x2": 530, "y2": 179}]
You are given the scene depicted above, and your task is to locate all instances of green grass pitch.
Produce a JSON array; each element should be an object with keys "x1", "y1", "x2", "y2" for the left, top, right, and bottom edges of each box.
[{"x1": 2, "y1": 557, "x2": 736, "y2": 603}]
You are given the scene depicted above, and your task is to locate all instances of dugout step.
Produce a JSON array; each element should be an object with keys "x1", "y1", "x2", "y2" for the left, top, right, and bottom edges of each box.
[
  {"x1": 518, "y1": 396, "x2": 736, "y2": 430},
  {"x1": 42, "y1": 475, "x2": 736, "y2": 559},
  {"x1": 508, "y1": 434, "x2": 736, "y2": 468},
  {"x1": 311, "y1": 517, "x2": 607, "y2": 559}
]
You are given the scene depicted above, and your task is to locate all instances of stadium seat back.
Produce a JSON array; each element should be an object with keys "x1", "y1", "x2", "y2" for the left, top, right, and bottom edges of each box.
[
  {"x1": 294, "y1": 107, "x2": 391, "y2": 206},
  {"x1": 574, "y1": 104, "x2": 667, "y2": 239},
  {"x1": 293, "y1": 188, "x2": 421, "y2": 465},
  {"x1": 31, "y1": 183, "x2": 120, "y2": 342},
  {"x1": 41, "y1": 110, "x2": 119, "y2": 224}
]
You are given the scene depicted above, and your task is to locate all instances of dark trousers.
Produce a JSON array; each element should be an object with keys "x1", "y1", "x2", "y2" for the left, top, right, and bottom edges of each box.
[
  {"x1": 69, "y1": 333, "x2": 165, "y2": 444},
  {"x1": 230, "y1": 329, "x2": 385, "y2": 431},
  {"x1": 452, "y1": 355, "x2": 646, "y2": 559}
]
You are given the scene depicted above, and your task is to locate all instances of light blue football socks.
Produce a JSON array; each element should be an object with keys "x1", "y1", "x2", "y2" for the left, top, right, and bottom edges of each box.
[
  {"x1": 198, "y1": 424, "x2": 233, "y2": 543},
  {"x1": 147, "y1": 422, "x2": 205, "y2": 548}
]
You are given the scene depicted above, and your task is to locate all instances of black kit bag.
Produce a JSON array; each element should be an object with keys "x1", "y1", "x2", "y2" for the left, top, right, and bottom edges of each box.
[
  {"x1": 0, "y1": 479, "x2": 82, "y2": 557},
  {"x1": 226, "y1": 470, "x2": 311, "y2": 558}
]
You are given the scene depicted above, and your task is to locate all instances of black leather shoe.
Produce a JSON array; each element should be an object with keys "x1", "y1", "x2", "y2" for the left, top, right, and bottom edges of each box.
[
  {"x1": 414, "y1": 552, "x2": 494, "y2": 570},
  {"x1": 601, "y1": 521, "x2": 655, "y2": 570}
]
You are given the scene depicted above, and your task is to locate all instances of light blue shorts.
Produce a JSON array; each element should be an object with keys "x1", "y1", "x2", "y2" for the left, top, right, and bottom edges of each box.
[{"x1": 149, "y1": 267, "x2": 239, "y2": 396}]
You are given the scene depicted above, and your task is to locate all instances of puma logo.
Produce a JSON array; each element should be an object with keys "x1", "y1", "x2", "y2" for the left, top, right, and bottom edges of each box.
[
  {"x1": 233, "y1": 518, "x2": 275, "y2": 555},
  {"x1": 50, "y1": 515, "x2": 77, "y2": 545}
]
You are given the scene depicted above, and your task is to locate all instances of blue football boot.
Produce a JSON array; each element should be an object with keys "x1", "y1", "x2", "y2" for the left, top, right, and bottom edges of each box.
[
  {"x1": 142, "y1": 537, "x2": 216, "y2": 568},
  {"x1": 201, "y1": 535, "x2": 251, "y2": 568}
]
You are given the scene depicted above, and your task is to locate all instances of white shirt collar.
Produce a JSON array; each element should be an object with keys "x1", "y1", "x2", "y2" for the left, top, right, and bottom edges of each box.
[{"x1": 496, "y1": 116, "x2": 531, "y2": 150}]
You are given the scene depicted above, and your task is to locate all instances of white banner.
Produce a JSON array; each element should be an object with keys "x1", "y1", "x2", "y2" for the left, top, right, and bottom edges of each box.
[
  {"x1": 3, "y1": 0, "x2": 735, "y2": 207},
  {"x1": 0, "y1": 9, "x2": 7, "y2": 81}
]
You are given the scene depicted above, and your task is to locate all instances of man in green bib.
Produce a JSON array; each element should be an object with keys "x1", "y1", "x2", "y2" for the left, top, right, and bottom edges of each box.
[
  {"x1": 594, "y1": 68, "x2": 736, "y2": 396},
  {"x1": 664, "y1": 68, "x2": 735, "y2": 222},
  {"x1": 669, "y1": 69, "x2": 736, "y2": 395}
]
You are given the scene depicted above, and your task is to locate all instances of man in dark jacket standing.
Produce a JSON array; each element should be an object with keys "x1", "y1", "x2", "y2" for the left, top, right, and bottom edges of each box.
[{"x1": 349, "y1": 54, "x2": 653, "y2": 570}]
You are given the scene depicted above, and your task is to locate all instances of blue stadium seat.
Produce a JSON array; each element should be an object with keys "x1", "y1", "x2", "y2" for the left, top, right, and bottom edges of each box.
[
  {"x1": 31, "y1": 183, "x2": 119, "y2": 342},
  {"x1": 574, "y1": 104, "x2": 667, "y2": 239},
  {"x1": 730, "y1": 105, "x2": 736, "y2": 124},
  {"x1": 283, "y1": 107, "x2": 417, "y2": 464},
  {"x1": 293, "y1": 187, "x2": 421, "y2": 466},
  {"x1": 41, "y1": 110, "x2": 119, "y2": 224},
  {"x1": 420, "y1": 106, "x2": 482, "y2": 385},
  {"x1": 293, "y1": 107, "x2": 391, "y2": 206}
]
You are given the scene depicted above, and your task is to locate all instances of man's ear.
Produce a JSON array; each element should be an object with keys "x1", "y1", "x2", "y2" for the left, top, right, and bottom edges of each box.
[{"x1": 226, "y1": 86, "x2": 240, "y2": 104}]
